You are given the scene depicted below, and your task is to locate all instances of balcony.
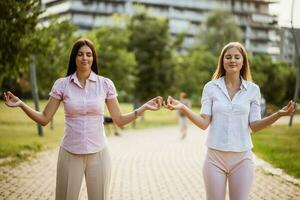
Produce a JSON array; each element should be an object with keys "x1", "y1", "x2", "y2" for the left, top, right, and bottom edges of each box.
[
  {"x1": 248, "y1": 44, "x2": 280, "y2": 55},
  {"x1": 40, "y1": 1, "x2": 72, "y2": 18},
  {"x1": 133, "y1": 0, "x2": 228, "y2": 11}
]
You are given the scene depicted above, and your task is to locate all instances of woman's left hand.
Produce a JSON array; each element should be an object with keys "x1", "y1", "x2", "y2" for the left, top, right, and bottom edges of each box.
[
  {"x1": 278, "y1": 100, "x2": 297, "y2": 116},
  {"x1": 143, "y1": 96, "x2": 163, "y2": 111}
]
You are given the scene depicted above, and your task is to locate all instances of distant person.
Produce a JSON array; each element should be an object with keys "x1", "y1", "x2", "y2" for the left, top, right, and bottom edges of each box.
[
  {"x1": 132, "y1": 100, "x2": 144, "y2": 128},
  {"x1": 178, "y1": 92, "x2": 191, "y2": 139},
  {"x1": 3, "y1": 38, "x2": 163, "y2": 200},
  {"x1": 164, "y1": 42, "x2": 296, "y2": 200},
  {"x1": 104, "y1": 116, "x2": 120, "y2": 136},
  {"x1": 260, "y1": 96, "x2": 266, "y2": 117}
]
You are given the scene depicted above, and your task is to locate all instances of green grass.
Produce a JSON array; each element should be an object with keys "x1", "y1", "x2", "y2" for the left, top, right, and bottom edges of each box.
[
  {"x1": 0, "y1": 100, "x2": 179, "y2": 166},
  {"x1": 0, "y1": 100, "x2": 65, "y2": 166},
  {"x1": 252, "y1": 124, "x2": 300, "y2": 179},
  {"x1": 2, "y1": 99, "x2": 300, "y2": 180}
]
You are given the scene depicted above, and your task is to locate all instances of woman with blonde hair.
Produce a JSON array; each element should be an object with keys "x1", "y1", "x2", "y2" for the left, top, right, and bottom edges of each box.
[{"x1": 164, "y1": 42, "x2": 296, "y2": 200}]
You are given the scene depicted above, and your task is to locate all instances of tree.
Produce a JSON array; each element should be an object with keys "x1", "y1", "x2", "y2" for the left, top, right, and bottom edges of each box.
[
  {"x1": 89, "y1": 26, "x2": 137, "y2": 101},
  {"x1": 2, "y1": 19, "x2": 77, "y2": 98},
  {"x1": 24, "y1": 20, "x2": 77, "y2": 97},
  {"x1": 175, "y1": 46, "x2": 217, "y2": 104},
  {"x1": 251, "y1": 54, "x2": 296, "y2": 106},
  {"x1": 0, "y1": 0, "x2": 40, "y2": 86},
  {"x1": 128, "y1": 12, "x2": 175, "y2": 102},
  {"x1": 196, "y1": 9, "x2": 243, "y2": 55}
]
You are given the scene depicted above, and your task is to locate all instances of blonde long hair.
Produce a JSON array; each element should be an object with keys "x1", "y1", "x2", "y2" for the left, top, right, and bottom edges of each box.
[{"x1": 212, "y1": 42, "x2": 252, "y2": 81}]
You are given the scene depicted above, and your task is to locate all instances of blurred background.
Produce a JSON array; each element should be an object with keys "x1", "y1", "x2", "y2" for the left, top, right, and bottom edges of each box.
[
  {"x1": 1, "y1": 0, "x2": 299, "y2": 106},
  {"x1": 0, "y1": 0, "x2": 300, "y2": 179}
]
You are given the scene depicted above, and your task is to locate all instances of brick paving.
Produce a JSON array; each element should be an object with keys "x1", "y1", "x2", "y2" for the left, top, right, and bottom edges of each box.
[{"x1": 1, "y1": 121, "x2": 300, "y2": 200}]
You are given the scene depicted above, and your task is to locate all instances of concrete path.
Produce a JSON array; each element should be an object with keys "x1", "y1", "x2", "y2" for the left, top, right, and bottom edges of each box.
[{"x1": 0, "y1": 120, "x2": 300, "y2": 200}]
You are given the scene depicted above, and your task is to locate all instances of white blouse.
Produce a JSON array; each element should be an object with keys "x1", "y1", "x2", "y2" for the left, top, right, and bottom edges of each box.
[{"x1": 200, "y1": 76, "x2": 261, "y2": 152}]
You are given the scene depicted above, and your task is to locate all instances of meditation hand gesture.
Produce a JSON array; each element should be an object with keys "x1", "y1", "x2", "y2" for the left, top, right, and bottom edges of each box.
[
  {"x1": 278, "y1": 100, "x2": 297, "y2": 117},
  {"x1": 3, "y1": 91, "x2": 22, "y2": 108},
  {"x1": 143, "y1": 96, "x2": 163, "y2": 111},
  {"x1": 163, "y1": 96, "x2": 185, "y2": 111}
]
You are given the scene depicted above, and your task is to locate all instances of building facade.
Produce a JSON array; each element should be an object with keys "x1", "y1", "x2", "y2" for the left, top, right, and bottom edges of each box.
[
  {"x1": 40, "y1": 0, "x2": 280, "y2": 59},
  {"x1": 279, "y1": 27, "x2": 300, "y2": 65}
]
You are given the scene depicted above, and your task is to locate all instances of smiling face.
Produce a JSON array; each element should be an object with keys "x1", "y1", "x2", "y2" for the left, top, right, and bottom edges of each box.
[
  {"x1": 75, "y1": 45, "x2": 93, "y2": 73},
  {"x1": 223, "y1": 47, "x2": 244, "y2": 76}
]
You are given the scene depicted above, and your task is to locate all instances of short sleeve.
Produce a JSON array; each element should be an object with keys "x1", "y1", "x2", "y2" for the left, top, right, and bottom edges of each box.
[
  {"x1": 103, "y1": 78, "x2": 118, "y2": 99},
  {"x1": 249, "y1": 85, "x2": 262, "y2": 123},
  {"x1": 200, "y1": 83, "x2": 212, "y2": 116},
  {"x1": 49, "y1": 78, "x2": 65, "y2": 100}
]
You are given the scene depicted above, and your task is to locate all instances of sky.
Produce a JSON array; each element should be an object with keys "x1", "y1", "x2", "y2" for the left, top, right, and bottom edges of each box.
[{"x1": 269, "y1": 0, "x2": 300, "y2": 28}]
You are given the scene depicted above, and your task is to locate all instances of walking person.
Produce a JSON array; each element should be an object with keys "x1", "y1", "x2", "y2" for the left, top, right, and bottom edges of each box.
[
  {"x1": 3, "y1": 38, "x2": 163, "y2": 200},
  {"x1": 260, "y1": 95, "x2": 266, "y2": 117},
  {"x1": 178, "y1": 92, "x2": 191, "y2": 139},
  {"x1": 104, "y1": 116, "x2": 120, "y2": 136},
  {"x1": 164, "y1": 42, "x2": 296, "y2": 200}
]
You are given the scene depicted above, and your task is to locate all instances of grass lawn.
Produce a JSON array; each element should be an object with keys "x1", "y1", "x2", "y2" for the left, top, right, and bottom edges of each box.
[
  {"x1": 0, "y1": 100, "x2": 179, "y2": 166},
  {"x1": 252, "y1": 124, "x2": 300, "y2": 179},
  {"x1": 1, "y1": 99, "x2": 300, "y2": 180}
]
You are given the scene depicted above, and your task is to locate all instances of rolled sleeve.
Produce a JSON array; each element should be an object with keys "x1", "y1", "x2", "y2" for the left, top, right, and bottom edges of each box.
[
  {"x1": 200, "y1": 84, "x2": 212, "y2": 116},
  {"x1": 249, "y1": 86, "x2": 262, "y2": 123},
  {"x1": 103, "y1": 78, "x2": 118, "y2": 99},
  {"x1": 49, "y1": 78, "x2": 65, "y2": 100}
]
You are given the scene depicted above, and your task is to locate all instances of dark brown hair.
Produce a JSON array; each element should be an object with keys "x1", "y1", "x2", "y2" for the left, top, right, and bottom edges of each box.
[{"x1": 66, "y1": 38, "x2": 98, "y2": 76}]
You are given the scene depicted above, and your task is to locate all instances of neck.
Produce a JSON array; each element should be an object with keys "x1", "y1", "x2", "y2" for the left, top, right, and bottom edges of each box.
[
  {"x1": 76, "y1": 70, "x2": 91, "y2": 82},
  {"x1": 224, "y1": 73, "x2": 240, "y2": 86}
]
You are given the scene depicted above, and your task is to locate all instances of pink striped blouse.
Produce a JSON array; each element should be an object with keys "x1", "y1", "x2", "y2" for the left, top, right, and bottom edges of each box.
[{"x1": 49, "y1": 72, "x2": 117, "y2": 154}]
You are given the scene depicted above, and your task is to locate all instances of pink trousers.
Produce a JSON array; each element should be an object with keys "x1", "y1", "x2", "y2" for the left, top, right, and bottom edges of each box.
[{"x1": 203, "y1": 148, "x2": 254, "y2": 200}]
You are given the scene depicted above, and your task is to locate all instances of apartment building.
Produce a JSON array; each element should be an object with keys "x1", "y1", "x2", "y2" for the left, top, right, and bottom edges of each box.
[{"x1": 40, "y1": 0, "x2": 280, "y2": 59}]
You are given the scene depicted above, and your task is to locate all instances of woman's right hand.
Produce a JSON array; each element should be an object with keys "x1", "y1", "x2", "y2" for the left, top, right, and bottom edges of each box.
[
  {"x1": 163, "y1": 96, "x2": 185, "y2": 111},
  {"x1": 3, "y1": 91, "x2": 23, "y2": 107}
]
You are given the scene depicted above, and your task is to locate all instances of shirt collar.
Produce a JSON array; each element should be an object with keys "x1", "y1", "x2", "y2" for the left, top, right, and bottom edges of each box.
[
  {"x1": 213, "y1": 76, "x2": 248, "y2": 90},
  {"x1": 87, "y1": 71, "x2": 97, "y2": 82},
  {"x1": 70, "y1": 71, "x2": 97, "y2": 88},
  {"x1": 70, "y1": 71, "x2": 97, "y2": 81},
  {"x1": 240, "y1": 77, "x2": 248, "y2": 90}
]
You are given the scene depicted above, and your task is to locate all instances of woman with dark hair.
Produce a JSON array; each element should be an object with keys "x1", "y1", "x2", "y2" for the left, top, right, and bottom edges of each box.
[
  {"x1": 4, "y1": 38, "x2": 163, "y2": 200},
  {"x1": 164, "y1": 42, "x2": 296, "y2": 200}
]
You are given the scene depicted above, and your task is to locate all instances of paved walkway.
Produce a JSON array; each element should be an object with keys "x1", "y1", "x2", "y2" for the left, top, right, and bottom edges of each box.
[
  {"x1": 0, "y1": 119, "x2": 300, "y2": 200},
  {"x1": 273, "y1": 115, "x2": 300, "y2": 125}
]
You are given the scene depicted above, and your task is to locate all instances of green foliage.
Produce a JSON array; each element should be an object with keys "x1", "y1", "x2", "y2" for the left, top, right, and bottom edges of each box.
[
  {"x1": 0, "y1": 1, "x2": 76, "y2": 98},
  {"x1": 0, "y1": 0, "x2": 40, "y2": 84},
  {"x1": 24, "y1": 20, "x2": 77, "y2": 96},
  {"x1": 196, "y1": 9, "x2": 243, "y2": 55},
  {"x1": 175, "y1": 46, "x2": 217, "y2": 104},
  {"x1": 128, "y1": 12, "x2": 176, "y2": 101},
  {"x1": 177, "y1": 9, "x2": 242, "y2": 104},
  {"x1": 171, "y1": 31, "x2": 186, "y2": 50},
  {"x1": 89, "y1": 26, "x2": 137, "y2": 101},
  {"x1": 250, "y1": 54, "x2": 296, "y2": 106}
]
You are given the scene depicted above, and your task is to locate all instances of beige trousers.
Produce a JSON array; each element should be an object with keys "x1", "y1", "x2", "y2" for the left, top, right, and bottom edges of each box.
[
  {"x1": 203, "y1": 148, "x2": 254, "y2": 200},
  {"x1": 55, "y1": 147, "x2": 111, "y2": 200}
]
